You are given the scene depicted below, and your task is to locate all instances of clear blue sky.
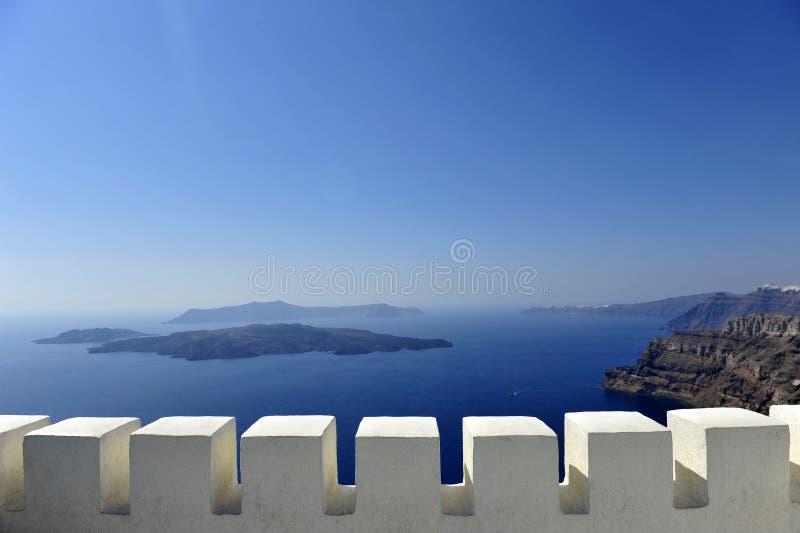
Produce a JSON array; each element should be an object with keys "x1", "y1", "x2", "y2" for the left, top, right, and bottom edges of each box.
[{"x1": 1, "y1": 0, "x2": 799, "y2": 312}]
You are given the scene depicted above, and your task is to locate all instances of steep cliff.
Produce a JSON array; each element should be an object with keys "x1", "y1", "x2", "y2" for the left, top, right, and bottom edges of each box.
[
  {"x1": 667, "y1": 285, "x2": 800, "y2": 331},
  {"x1": 604, "y1": 313, "x2": 800, "y2": 413}
]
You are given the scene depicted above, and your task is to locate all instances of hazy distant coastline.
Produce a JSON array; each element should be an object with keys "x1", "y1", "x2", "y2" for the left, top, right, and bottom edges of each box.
[
  {"x1": 666, "y1": 285, "x2": 800, "y2": 331},
  {"x1": 34, "y1": 328, "x2": 155, "y2": 344},
  {"x1": 522, "y1": 293, "x2": 721, "y2": 319},
  {"x1": 166, "y1": 301, "x2": 423, "y2": 324},
  {"x1": 524, "y1": 285, "x2": 800, "y2": 332}
]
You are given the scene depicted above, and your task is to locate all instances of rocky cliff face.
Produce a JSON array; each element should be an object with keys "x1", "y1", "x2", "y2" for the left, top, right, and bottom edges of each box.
[
  {"x1": 604, "y1": 313, "x2": 800, "y2": 413},
  {"x1": 722, "y1": 313, "x2": 800, "y2": 336},
  {"x1": 667, "y1": 286, "x2": 800, "y2": 331}
]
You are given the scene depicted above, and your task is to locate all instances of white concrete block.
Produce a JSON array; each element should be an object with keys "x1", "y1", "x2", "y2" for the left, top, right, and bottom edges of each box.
[
  {"x1": 459, "y1": 417, "x2": 559, "y2": 528},
  {"x1": 669, "y1": 407, "x2": 790, "y2": 532},
  {"x1": 561, "y1": 411, "x2": 672, "y2": 528},
  {"x1": 130, "y1": 416, "x2": 240, "y2": 517},
  {"x1": 769, "y1": 405, "x2": 800, "y2": 502},
  {"x1": 241, "y1": 415, "x2": 354, "y2": 530},
  {"x1": 24, "y1": 417, "x2": 140, "y2": 514},
  {"x1": 355, "y1": 417, "x2": 440, "y2": 531},
  {"x1": 0, "y1": 415, "x2": 50, "y2": 511}
]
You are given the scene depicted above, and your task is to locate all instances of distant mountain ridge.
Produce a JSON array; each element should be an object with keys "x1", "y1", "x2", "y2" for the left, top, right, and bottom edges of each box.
[
  {"x1": 90, "y1": 323, "x2": 452, "y2": 360},
  {"x1": 166, "y1": 301, "x2": 423, "y2": 324},
  {"x1": 34, "y1": 328, "x2": 155, "y2": 344},
  {"x1": 522, "y1": 293, "x2": 720, "y2": 318},
  {"x1": 667, "y1": 286, "x2": 800, "y2": 331}
]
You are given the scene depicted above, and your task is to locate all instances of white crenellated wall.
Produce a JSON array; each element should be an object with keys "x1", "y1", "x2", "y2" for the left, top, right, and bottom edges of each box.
[{"x1": 0, "y1": 406, "x2": 799, "y2": 532}]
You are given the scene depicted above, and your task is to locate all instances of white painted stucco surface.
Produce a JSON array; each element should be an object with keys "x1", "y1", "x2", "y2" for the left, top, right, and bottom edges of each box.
[
  {"x1": 0, "y1": 416, "x2": 49, "y2": 512},
  {"x1": 0, "y1": 407, "x2": 799, "y2": 532}
]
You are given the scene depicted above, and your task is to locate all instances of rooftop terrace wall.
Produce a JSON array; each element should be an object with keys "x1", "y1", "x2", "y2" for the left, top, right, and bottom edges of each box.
[{"x1": 1, "y1": 406, "x2": 799, "y2": 532}]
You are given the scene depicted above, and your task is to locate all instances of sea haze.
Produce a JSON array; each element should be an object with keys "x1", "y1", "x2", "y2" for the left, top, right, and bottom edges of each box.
[{"x1": 0, "y1": 310, "x2": 681, "y2": 483}]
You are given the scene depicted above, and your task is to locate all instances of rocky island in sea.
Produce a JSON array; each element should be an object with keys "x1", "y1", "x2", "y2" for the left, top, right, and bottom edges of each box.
[
  {"x1": 89, "y1": 323, "x2": 452, "y2": 360},
  {"x1": 604, "y1": 313, "x2": 800, "y2": 413},
  {"x1": 166, "y1": 301, "x2": 423, "y2": 324},
  {"x1": 34, "y1": 328, "x2": 155, "y2": 344}
]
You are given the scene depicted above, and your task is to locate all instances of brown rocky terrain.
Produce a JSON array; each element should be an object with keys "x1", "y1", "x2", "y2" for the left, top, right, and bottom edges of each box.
[{"x1": 605, "y1": 313, "x2": 800, "y2": 413}]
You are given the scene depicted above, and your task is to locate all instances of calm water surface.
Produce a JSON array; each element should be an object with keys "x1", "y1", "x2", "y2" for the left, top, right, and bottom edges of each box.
[{"x1": 0, "y1": 310, "x2": 681, "y2": 483}]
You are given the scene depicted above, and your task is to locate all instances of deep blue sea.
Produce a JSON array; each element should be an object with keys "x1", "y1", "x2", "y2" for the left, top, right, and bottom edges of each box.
[{"x1": 0, "y1": 310, "x2": 682, "y2": 484}]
